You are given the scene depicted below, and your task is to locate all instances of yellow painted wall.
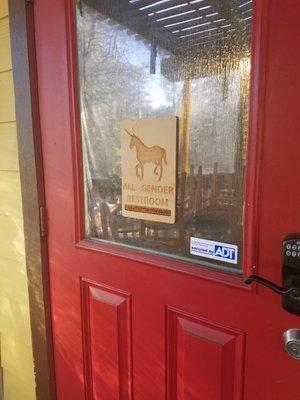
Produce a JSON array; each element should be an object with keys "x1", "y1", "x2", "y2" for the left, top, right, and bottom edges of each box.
[{"x1": 0, "y1": 0, "x2": 36, "y2": 398}]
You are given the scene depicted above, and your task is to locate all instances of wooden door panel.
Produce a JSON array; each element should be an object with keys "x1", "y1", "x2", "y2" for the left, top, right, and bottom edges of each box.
[
  {"x1": 81, "y1": 280, "x2": 133, "y2": 400},
  {"x1": 167, "y1": 308, "x2": 245, "y2": 400}
]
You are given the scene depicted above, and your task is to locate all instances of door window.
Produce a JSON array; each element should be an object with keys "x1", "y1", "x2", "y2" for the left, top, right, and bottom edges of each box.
[{"x1": 75, "y1": 0, "x2": 252, "y2": 272}]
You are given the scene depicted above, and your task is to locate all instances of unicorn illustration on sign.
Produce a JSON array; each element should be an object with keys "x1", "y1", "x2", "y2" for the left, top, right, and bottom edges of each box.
[{"x1": 125, "y1": 128, "x2": 167, "y2": 182}]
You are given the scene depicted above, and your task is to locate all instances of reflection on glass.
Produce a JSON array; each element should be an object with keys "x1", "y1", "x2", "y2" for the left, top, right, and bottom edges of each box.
[{"x1": 76, "y1": 0, "x2": 252, "y2": 272}]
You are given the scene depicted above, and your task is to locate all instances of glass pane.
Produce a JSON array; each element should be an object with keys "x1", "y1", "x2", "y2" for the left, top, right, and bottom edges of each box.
[{"x1": 76, "y1": 0, "x2": 252, "y2": 272}]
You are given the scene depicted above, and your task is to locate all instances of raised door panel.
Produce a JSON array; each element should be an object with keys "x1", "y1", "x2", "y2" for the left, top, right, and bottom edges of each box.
[
  {"x1": 81, "y1": 279, "x2": 133, "y2": 400},
  {"x1": 167, "y1": 308, "x2": 245, "y2": 400}
]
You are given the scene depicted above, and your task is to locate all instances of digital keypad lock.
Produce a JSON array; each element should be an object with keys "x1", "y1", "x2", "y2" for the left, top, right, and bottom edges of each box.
[
  {"x1": 245, "y1": 233, "x2": 300, "y2": 316},
  {"x1": 282, "y1": 234, "x2": 300, "y2": 315}
]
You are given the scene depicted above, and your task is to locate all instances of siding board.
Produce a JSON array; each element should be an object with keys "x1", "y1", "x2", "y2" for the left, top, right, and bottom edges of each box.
[
  {"x1": 0, "y1": 257, "x2": 26, "y2": 284},
  {"x1": 3, "y1": 369, "x2": 36, "y2": 400},
  {"x1": 0, "y1": 190, "x2": 23, "y2": 218},
  {"x1": 0, "y1": 17, "x2": 11, "y2": 72},
  {"x1": 0, "y1": 171, "x2": 22, "y2": 219},
  {"x1": 0, "y1": 214, "x2": 25, "y2": 262},
  {"x1": 0, "y1": 71, "x2": 15, "y2": 122},
  {"x1": 0, "y1": 123, "x2": 19, "y2": 171},
  {"x1": 0, "y1": 0, "x2": 8, "y2": 19},
  {"x1": 0, "y1": 171, "x2": 21, "y2": 194},
  {"x1": 0, "y1": 290, "x2": 32, "y2": 339}
]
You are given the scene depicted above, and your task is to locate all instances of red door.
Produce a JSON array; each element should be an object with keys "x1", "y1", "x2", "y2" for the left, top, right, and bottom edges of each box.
[{"x1": 34, "y1": 0, "x2": 300, "y2": 399}]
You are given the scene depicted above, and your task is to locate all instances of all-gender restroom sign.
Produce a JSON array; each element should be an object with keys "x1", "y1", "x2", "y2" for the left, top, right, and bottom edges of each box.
[{"x1": 121, "y1": 117, "x2": 178, "y2": 224}]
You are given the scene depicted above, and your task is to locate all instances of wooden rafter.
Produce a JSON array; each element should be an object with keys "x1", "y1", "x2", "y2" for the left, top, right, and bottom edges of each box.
[{"x1": 82, "y1": 0, "x2": 252, "y2": 56}]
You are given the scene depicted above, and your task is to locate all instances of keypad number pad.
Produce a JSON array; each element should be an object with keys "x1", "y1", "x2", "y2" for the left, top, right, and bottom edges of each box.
[{"x1": 285, "y1": 240, "x2": 300, "y2": 260}]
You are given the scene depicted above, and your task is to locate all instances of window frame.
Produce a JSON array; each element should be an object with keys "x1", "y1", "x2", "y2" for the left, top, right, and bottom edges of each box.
[{"x1": 65, "y1": 0, "x2": 269, "y2": 289}]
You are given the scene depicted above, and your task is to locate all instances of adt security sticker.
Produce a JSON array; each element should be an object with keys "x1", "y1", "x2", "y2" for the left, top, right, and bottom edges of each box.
[{"x1": 190, "y1": 237, "x2": 238, "y2": 264}]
